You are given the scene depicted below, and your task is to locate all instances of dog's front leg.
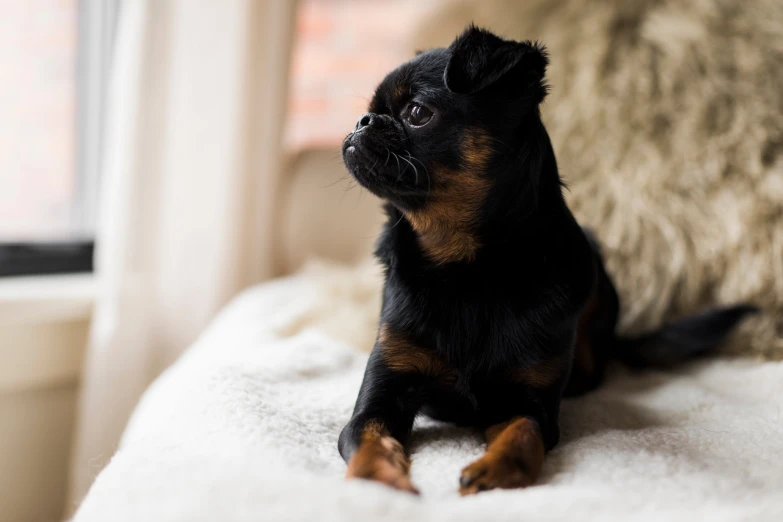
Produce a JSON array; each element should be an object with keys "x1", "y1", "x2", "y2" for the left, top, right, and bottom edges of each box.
[
  {"x1": 458, "y1": 416, "x2": 548, "y2": 495},
  {"x1": 457, "y1": 372, "x2": 563, "y2": 496},
  {"x1": 338, "y1": 347, "x2": 423, "y2": 494}
]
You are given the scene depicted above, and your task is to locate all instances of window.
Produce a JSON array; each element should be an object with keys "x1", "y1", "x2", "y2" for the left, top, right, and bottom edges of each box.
[{"x1": 0, "y1": 0, "x2": 119, "y2": 276}]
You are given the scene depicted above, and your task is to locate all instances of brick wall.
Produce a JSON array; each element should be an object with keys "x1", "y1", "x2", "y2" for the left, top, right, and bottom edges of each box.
[{"x1": 286, "y1": 0, "x2": 444, "y2": 150}]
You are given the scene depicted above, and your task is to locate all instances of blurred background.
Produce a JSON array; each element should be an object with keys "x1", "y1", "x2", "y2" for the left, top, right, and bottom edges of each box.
[
  {"x1": 0, "y1": 0, "x2": 436, "y2": 242},
  {"x1": 1, "y1": 1, "x2": 781, "y2": 521},
  {"x1": 1, "y1": 2, "x2": 446, "y2": 520}
]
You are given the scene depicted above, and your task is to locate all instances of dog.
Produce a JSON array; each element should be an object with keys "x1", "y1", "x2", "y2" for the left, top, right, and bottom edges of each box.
[{"x1": 338, "y1": 25, "x2": 756, "y2": 496}]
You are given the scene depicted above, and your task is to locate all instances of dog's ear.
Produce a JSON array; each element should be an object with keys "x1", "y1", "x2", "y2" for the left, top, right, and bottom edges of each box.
[{"x1": 443, "y1": 25, "x2": 548, "y2": 100}]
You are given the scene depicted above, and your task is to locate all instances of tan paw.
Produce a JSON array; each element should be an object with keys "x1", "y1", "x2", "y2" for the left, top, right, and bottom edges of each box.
[
  {"x1": 346, "y1": 435, "x2": 420, "y2": 495},
  {"x1": 458, "y1": 454, "x2": 534, "y2": 496}
]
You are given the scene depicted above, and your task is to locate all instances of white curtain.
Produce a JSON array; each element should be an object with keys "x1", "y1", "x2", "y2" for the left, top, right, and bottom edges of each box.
[{"x1": 68, "y1": 0, "x2": 297, "y2": 509}]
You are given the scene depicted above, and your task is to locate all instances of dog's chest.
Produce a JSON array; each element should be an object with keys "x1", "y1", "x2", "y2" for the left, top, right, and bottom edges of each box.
[{"x1": 386, "y1": 274, "x2": 542, "y2": 372}]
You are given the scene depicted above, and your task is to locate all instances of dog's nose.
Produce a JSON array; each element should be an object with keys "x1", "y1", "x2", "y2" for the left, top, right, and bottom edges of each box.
[{"x1": 355, "y1": 113, "x2": 376, "y2": 131}]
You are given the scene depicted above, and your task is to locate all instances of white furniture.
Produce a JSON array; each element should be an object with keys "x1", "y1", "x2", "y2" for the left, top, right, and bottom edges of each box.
[{"x1": 73, "y1": 262, "x2": 783, "y2": 521}]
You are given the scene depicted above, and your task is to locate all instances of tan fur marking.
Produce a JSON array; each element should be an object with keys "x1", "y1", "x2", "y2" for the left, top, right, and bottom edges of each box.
[
  {"x1": 393, "y1": 84, "x2": 408, "y2": 101},
  {"x1": 345, "y1": 420, "x2": 418, "y2": 494},
  {"x1": 405, "y1": 129, "x2": 492, "y2": 264},
  {"x1": 508, "y1": 353, "x2": 568, "y2": 388},
  {"x1": 484, "y1": 418, "x2": 545, "y2": 474},
  {"x1": 459, "y1": 417, "x2": 545, "y2": 495},
  {"x1": 378, "y1": 323, "x2": 454, "y2": 382}
]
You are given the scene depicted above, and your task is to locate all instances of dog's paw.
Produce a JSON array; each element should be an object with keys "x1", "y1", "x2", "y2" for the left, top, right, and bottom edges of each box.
[
  {"x1": 458, "y1": 453, "x2": 534, "y2": 496},
  {"x1": 346, "y1": 436, "x2": 420, "y2": 495}
]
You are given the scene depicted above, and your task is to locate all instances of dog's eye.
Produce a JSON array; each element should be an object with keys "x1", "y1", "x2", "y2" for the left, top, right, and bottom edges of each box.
[{"x1": 405, "y1": 104, "x2": 433, "y2": 127}]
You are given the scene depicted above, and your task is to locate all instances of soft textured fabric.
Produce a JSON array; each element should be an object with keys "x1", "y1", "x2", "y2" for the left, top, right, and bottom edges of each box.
[
  {"x1": 412, "y1": 0, "x2": 783, "y2": 359},
  {"x1": 74, "y1": 263, "x2": 783, "y2": 522},
  {"x1": 69, "y1": 0, "x2": 297, "y2": 508}
]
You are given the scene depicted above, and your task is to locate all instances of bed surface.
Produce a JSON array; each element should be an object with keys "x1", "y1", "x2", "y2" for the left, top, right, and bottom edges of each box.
[{"x1": 74, "y1": 264, "x2": 783, "y2": 522}]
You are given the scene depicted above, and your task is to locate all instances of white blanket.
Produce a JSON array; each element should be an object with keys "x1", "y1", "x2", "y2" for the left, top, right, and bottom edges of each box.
[{"x1": 74, "y1": 264, "x2": 783, "y2": 522}]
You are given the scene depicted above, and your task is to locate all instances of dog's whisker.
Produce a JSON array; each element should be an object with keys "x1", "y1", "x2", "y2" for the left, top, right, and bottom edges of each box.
[
  {"x1": 319, "y1": 175, "x2": 350, "y2": 189},
  {"x1": 367, "y1": 155, "x2": 381, "y2": 177},
  {"x1": 338, "y1": 179, "x2": 358, "y2": 204},
  {"x1": 391, "y1": 151, "x2": 404, "y2": 183},
  {"x1": 389, "y1": 210, "x2": 406, "y2": 230},
  {"x1": 405, "y1": 153, "x2": 428, "y2": 175},
  {"x1": 405, "y1": 153, "x2": 431, "y2": 194},
  {"x1": 398, "y1": 155, "x2": 419, "y2": 185}
]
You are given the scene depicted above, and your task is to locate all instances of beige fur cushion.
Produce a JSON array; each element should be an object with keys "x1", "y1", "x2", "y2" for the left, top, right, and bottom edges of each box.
[{"x1": 412, "y1": 0, "x2": 783, "y2": 359}]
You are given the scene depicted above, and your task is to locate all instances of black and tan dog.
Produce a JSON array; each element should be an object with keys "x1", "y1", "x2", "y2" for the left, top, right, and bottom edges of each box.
[{"x1": 338, "y1": 26, "x2": 756, "y2": 496}]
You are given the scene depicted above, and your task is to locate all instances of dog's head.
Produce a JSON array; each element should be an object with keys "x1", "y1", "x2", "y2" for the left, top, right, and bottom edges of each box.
[{"x1": 342, "y1": 26, "x2": 550, "y2": 264}]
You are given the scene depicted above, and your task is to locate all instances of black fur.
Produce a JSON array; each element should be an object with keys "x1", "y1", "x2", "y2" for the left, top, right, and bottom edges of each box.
[{"x1": 337, "y1": 26, "x2": 757, "y2": 484}]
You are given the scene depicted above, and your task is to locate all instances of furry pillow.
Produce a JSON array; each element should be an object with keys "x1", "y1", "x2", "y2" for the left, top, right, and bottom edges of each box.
[{"x1": 412, "y1": 0, "x2": 783, "y2": 359}]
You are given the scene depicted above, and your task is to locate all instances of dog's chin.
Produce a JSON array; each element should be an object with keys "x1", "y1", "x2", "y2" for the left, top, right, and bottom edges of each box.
[
  {"x1": 342, "y1": 143, "x2": 380, "y2": 192},
  {"x1": 342, "y1": 142, "x2": 427, "y2": 206}
]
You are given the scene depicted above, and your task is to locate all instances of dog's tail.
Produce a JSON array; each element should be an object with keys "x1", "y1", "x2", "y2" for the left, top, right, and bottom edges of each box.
[{"x1": 610, "y1": 305, "x2": 758, "y2": 368}]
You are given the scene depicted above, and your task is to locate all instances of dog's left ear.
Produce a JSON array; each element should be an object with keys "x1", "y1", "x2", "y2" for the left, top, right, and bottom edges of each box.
[{"x1": 444, "y1": 25, "x2": 548, "y2": 101}]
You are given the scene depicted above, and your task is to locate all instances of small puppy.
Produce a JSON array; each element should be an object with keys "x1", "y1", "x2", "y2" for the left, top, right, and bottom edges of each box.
[{"x1": 338, "y1": 25, "x2": 755, "y2": 496}]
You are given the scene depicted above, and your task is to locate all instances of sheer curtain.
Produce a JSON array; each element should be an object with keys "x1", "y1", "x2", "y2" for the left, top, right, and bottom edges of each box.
[{"x1": 68, "y1": 0, "x2": 297, "y2": 508}]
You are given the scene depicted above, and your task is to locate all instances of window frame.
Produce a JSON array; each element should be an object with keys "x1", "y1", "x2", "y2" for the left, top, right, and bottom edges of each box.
[
  {"x1": 0, "y1": 0, "x2": 121, "y2": 277},
  {"x1": 0, "y1": 241, "x2": 95, "y2": 277}
]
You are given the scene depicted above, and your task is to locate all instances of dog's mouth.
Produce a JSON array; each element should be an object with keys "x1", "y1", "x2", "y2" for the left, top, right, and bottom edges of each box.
[{"x1": 342, "y1": 130, "x2": 430, "y2": 203}]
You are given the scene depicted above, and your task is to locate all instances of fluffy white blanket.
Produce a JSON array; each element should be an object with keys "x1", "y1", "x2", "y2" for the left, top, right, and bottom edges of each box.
[{"x1": 74, "y1": 264, "x2": 783, "y2": 522}]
